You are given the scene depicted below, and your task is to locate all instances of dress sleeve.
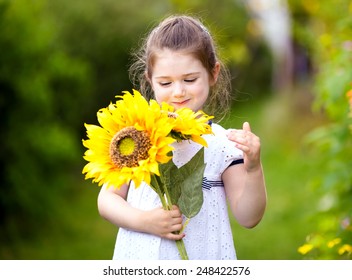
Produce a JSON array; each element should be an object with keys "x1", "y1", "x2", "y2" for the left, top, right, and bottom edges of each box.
[
  {"x1": 220, "y1": 140, "x2": 243, "y2": 173},
  {"x1": 204, "y1": 123, "x2": 244, "y2": 178},
  {"x1": 228, "y1": 158, "x2": 244, "y2": 167}
]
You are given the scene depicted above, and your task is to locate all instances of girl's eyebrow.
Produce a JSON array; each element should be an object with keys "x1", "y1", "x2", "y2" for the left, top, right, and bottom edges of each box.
[{"x1": 154, "y1": 72, "x2": 201, "y2": 79}]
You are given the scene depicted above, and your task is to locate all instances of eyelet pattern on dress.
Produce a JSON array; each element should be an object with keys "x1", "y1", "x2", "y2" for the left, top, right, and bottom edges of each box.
[{"x1": 113, "y1": 123, "x2": 243, "y2": 260}]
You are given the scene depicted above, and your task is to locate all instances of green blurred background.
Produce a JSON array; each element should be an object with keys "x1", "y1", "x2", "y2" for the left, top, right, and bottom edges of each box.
[{"x1": 1, "y1": 0, "x2": 351, "y2": 260}]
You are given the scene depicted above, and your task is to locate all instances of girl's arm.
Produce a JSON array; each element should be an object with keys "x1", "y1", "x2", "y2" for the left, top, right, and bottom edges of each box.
[
  {"x1": 222, "y1": 122, "x2": 267, "y2": 228},
  {"x1": 97, "y1": 184, "x2": 185, "y2": 240}
]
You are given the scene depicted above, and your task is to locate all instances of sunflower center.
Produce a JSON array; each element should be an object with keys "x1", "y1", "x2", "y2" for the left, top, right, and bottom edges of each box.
[
  {"x1": 118, "y1": 137, "x2": 135, "y2": 156},
  {"x1": 110, "y1": 126, "x2": 152, "y2": 168}
]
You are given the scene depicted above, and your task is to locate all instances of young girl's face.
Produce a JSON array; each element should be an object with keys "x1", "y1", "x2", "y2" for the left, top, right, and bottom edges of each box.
[{"x1": 150, "y1": 49, "x2": 218, "y2": 112}]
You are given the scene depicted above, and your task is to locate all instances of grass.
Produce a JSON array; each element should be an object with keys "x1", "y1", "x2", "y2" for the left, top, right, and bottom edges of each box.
[{"x1": 1, "y1": 89, "x2": 328, "y2": 260}]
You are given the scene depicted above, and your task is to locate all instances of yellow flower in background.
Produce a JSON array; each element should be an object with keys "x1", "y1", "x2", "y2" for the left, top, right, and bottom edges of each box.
[
  {"x1": 297, "y1": 244, "x2": 314, "y2": 255},
  {"x1": 347, "y1": 89, "x2": 352, "y2": 100},
  {"x1": 162, "y1": 103, "x2": 214, "y2": 147},
  {"x1": 82, "y1": 90, "x2": 175, "y2": 188},
  {"x1": 338, "y1": 244, "x2": 352, "y2": 255},
  {"x1": 347, "y1": 88, "x2": 352, "y2": 116},
  {"x1": 347, "y1": 87, "x2": 352, "y2": 132},
  {"x1": 327, "y1": 238, "x2": 341, "y2": 248}
]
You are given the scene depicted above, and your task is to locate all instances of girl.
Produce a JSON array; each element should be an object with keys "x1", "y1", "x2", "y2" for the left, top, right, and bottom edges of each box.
[{"x1": 98, "y1": 15, "x2": 267, "y2": 260}]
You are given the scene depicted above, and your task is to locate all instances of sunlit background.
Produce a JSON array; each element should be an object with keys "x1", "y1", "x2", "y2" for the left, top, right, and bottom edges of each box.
[{"x1": 1, "y1": 0, "x2": 351, "y2": 260}]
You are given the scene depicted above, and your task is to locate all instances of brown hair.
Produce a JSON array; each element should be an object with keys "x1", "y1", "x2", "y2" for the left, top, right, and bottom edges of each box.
[{"x1": 129, "y1": 15, "x2": 232, "y2": 121}]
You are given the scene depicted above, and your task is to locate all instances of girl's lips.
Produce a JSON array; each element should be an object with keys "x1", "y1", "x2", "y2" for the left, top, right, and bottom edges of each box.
[{"x1": 172, "y1": 99, "x2": 190, "y2": 106}]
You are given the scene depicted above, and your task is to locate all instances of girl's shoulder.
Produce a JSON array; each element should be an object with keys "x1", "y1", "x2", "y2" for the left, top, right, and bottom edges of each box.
[
  {"x1": 204, "y1": 123, "x2": 243, "y2": 172},
  {"x1": 206, "y1": 123, "x2": 239, "y2": 149},
  {"x1": 208, "y1": 123, "x2": 233, "y2": 146},
  {"x1": 210, "y1": 122, "x2": 227, "y2": 134}
]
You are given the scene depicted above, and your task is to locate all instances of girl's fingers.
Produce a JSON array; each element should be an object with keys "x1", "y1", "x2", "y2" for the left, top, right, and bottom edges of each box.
[
  {"x1": 234, "y1": 142, "x2": 250, "y2": 153},
  {"x1": 170, "y1": 205, "x2": 181, "y2": 216},
  {"x1": 171, "y1": 217, "x2": 183, "y2": 226},
  {"x1": 243, "y1": 121, "x2": 251, "y2": 132},
  {"x1": 165, "y1": 231, "x2": 185, "y2": 241},
  {"x1": 227, "y1": 130, "x2": 251, "y2": 147}
]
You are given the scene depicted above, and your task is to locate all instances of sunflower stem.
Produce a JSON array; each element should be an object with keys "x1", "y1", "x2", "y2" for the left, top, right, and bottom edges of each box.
[
  {"x1": 151, "y1": 174, "x2": 168, "y2": 209},
  {"x1": 160, "y1": 176, "x2": 189, "y2": 259},
  {"x1": 180, "y1": 218, "x2": 190, "y2": 235},
  {"x1": 150, "y1": 174, "x2": 189, "y2": 260},
  {"x1": 161, "y1": 179, "x2": 173, "y2": 210},
  {"x1": 176, "y1": 239, "x2": 189, "y2": 260}
]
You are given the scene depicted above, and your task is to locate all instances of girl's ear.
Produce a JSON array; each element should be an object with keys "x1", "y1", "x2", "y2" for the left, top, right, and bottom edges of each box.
[
  {"x1": 210, "y1": 62, "x2": 220, "y2": 86},
  {"x1": 144, "y1": 71, "x2": 150, "y2": 82}
]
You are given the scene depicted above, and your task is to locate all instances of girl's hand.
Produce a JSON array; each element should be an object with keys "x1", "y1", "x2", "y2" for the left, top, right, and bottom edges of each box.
[
  {"x1": 226, "y1": 122, "x2": 261, "y2": 173},
  {"x1": 144, "y1": 205, "x2": 185, "y2": 241}
]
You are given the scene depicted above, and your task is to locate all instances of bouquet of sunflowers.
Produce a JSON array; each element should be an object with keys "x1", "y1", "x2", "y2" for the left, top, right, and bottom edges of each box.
[{"x1": 82, "y1": 89, "x2": 213, "y2": 260}]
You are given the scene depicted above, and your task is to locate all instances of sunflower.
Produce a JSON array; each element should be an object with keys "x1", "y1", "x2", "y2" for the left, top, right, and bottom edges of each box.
[
  {"x1": 82, "y1": 90, "x2": 175, "y2": 189},
  {"x1": 162, "y1": 103, "x2": 214, "y2": 147}
]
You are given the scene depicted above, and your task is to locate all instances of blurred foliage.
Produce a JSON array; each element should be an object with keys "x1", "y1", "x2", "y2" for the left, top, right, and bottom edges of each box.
[
  {"x1": 0, "y1": 0, "x2": 92, "y2": 240},
  {"x1": 289, "y1": 0, "x2": 352, "y2": 259}
]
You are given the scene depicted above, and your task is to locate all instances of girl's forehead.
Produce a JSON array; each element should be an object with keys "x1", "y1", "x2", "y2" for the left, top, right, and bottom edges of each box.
[{"x1": 151, "y1": 49, "x2": 205, "y2": 76}]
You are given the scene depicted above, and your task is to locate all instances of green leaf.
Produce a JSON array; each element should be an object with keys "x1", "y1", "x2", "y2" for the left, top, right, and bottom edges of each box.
[
  {"x1": 156, "y1": 147, "x2": 206, "y2": 218},
  {"x1": 159, "y1": 159, "x2": 181, "y2": 205},
  {"x1": 177, "y1": 148, "x2": 206, "y2": 218}
]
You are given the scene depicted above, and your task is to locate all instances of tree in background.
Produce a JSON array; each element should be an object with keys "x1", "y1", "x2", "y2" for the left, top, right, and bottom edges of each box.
[
  {"x1": 289, "y1": 0, "x2": 352, "y2": 259},
  {"x1": 0, "y1": 0, "x2": 93, "y2": 242},
  {"x1": 244, "y1": 0, "x2": 294, "y2": 93}
]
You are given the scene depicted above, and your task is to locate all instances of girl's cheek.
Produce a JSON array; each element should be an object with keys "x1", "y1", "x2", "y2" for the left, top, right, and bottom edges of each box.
[
  {"x1": 155, "y1": 90, "x2": 169, "y2": 103},
  {"x1": 154, "y1": 94, "x2": 166, "y2": 105}
]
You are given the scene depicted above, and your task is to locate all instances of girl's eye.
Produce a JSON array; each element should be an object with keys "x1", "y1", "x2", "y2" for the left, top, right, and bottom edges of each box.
[
  {"x1": 159, "y1": 82, "x2": 171, "y2": 86},
  {"x1": 185, "y1": 78, "x2": 197, "y2": 83}
]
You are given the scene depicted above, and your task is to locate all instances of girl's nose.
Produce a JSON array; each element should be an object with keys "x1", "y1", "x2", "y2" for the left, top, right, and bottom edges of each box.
[{"x1": 172, "y1": 83, "x2": 186, "y2": 98}]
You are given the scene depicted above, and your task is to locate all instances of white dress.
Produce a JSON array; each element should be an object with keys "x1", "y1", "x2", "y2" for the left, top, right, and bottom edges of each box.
[{"x1": 112, "y1": 123, "x2": 244, "y2": 260}]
